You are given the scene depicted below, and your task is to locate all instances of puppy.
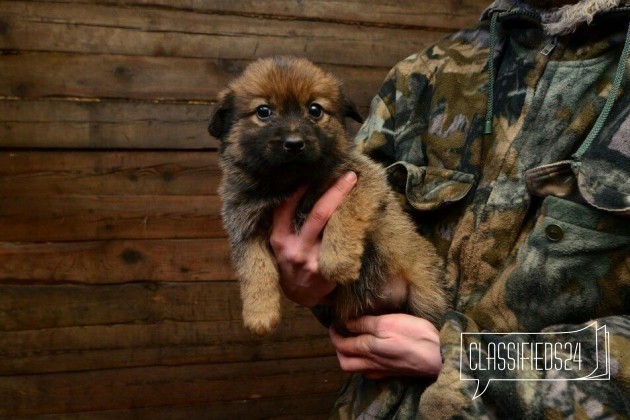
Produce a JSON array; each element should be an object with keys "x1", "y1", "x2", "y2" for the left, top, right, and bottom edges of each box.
[{"x1": 209, "y1": 56, "x2": 447, "y2": 335}]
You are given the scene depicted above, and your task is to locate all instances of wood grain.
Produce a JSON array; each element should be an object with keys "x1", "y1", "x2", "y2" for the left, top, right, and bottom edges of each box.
[
  {"x1": 31, "y1": 393, "x2": 340, "y2": 420},
  {"x1": 46, "y1": 0, "x2": 489, "y2": 30},
  {"x1": 0, "y1": 195, "x2": 224, "y2": 241},
  {"x1": 0, "y1": 1, "x2": 444, "y2": 68},
  {"x1": 0, "y1": 100, "x2": 218, "y2": 149},
  {"x1": 0, "y1": 356, "x2": 346, "y2": 416},
  {"x1": 0, "y1": 281, "x2": 318, "y2": 330},
  {"x1": 0, "y1": 239, "x2": 233, "y2": 283},
  {"x1": 0, "y1": 318, "x2": 333, "y2": 375},
  {"x1": 0, "y1": 52, "x2": 234, "y2": 101},
  {"x1": 0, "y1": 150, "x2": 221, "y2": 195}
]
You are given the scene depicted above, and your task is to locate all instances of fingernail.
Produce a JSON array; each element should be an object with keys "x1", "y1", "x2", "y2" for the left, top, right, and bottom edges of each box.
[{"x1": 344, "y1": 171, "x2": 357, "y2": 184}]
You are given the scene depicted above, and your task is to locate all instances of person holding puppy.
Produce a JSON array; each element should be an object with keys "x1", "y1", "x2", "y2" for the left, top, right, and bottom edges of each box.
[{"x1": 271, "y1": 0, "x2": 630, "y2": 417}]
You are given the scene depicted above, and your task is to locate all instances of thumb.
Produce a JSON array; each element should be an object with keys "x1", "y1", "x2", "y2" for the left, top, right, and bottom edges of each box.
[{"x1": 346, "y1": 316, "x2": 380, "y2": 335}]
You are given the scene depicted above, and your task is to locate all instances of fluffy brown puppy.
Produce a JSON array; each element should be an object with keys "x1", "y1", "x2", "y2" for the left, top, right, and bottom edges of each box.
[{"x1": 209, "y1": 56, "x2": 447, "y2": 335}]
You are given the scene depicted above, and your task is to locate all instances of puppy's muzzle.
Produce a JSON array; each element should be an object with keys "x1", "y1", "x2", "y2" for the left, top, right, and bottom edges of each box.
[{"x1": 283, "y1": 135, "x2": 305, "y2": 153}]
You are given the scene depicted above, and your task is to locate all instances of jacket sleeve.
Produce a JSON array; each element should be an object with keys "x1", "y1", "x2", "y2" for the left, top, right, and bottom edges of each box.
[
  {"x1": 421, "y1": 312, "x2": 630, "y2": 418},
  {"x1": 354, "y1": 54, "x2": 433, "y2": 170}
]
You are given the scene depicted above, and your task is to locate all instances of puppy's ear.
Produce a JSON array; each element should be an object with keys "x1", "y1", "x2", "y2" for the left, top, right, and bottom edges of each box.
[
  {"x1": 208, "y1": 91, "x2": 236, "y2": 140},
  {"x1": 341, "y1": 93, "x2": 363, "y2": 124}
]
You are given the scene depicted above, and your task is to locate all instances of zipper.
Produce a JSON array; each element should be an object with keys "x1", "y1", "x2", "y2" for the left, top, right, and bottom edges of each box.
[{"x1": 540, "y1": 36, "x2": 559, "y2": 56}]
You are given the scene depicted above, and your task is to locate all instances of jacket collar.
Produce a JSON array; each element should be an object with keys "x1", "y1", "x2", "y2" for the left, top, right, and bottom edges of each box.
[{"x1": 483, "y1": 0, "x2": 629, "y2": 34}]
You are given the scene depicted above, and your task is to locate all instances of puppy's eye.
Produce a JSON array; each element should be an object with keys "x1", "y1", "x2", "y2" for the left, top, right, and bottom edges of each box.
[
  {"x1": 308, "y1": 103, "x2": 324, "y2": 119},
  {"x1": 256, "y1": 105, "x2": 272, "y2": 120}
]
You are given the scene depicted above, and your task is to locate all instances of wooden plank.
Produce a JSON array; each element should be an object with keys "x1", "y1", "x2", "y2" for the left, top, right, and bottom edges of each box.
[
  {"x1": 0, "y1": 100, "x2": 218, "y2": 149},
  {"x1": 0, "y1": 1, "x2": 444, "y2": 68},
  {"x1": 0, "y1": 53, "x2": 387, "y2": 108},
  {"x1": 0, "y1": 52, "x2": 233, "y2": 101},
  {"x1": 0, "y1": 239, "x2": 234, "y2": 283},
  {"x1": 30, "y1": 393, "x2": 340, "y2": 419},
  {"x1": 0, "y1": 195, "x2": 225, "y2": 241},
  {"x1": 47, "y1": 0, "x2": 488, "y2": 31},
  {"x1": 0, "y1": 150, "x2": 221, "y2": 195},
  {"x1": 0, "y1": 318, "x2": 332, "y2": 375},
  {"x1": 0, "y1": 281, "x2": 317, "y2": 330},
  {"x1": 0, "y1": 356, "x2": 346, "y2": 416},
  {"x1": 0, "y1": 281, "x2": 241, "y2": 330}
]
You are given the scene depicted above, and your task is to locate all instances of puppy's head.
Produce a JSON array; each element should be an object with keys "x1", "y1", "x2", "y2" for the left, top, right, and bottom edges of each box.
[{"x1": 209, "y1": 57, "x2": 362, "y2": 177}]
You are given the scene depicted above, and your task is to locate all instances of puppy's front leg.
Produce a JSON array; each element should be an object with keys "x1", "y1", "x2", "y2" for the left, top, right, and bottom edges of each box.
[
  {"x1": 318, "y1": 185, "x2": 375, "y2": 286},
  {"x1": 233, "y1": 237, "x2": 282, "y2": 335}
]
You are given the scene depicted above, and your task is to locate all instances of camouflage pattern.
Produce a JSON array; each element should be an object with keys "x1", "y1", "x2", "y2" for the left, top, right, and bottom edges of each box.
[{"x1": 329, "y1": 0, "x2": 630, "y2": 417}]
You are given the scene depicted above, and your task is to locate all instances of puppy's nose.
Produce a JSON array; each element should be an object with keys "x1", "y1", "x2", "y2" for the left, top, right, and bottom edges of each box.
[{"x1": 283, "y1": 135, "x2": 305, "y2": 153}]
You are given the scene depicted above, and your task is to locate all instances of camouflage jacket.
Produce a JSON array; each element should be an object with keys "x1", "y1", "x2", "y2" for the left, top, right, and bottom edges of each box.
[{"x1": 329, "y1": 0, "x2": 630, "y2": 418}]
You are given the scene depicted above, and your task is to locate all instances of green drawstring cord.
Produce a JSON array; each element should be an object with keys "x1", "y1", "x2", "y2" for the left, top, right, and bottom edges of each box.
[
  {"x1": 572, "y1": 20, "x2": 630, "y2": 164},
  {"x1": 484, "y1": 12, "x2": 499, "y2": 135}
]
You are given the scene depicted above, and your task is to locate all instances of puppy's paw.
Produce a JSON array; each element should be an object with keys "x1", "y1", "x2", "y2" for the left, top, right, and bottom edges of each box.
[
  {"x1": 319, "y1": 247, "x2": 361, "y2": 286},
  {"x1": 242, "y1": 307, "x2": 280, "y2": 336}
]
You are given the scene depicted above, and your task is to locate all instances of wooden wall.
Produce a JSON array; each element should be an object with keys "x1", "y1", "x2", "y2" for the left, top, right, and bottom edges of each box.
[{"x1": 0, "y1": 1, "x2": 486, "y2": 417}]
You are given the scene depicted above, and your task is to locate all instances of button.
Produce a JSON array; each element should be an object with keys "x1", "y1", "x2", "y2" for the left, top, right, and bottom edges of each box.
[{"x1": 545, "y1": 224, "x2": 564, "y2": 242}]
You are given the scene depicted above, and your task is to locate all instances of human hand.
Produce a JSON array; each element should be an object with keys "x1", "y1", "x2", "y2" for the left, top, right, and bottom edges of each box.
[
  {"x1": 330, "y1": 314, "x2": 442, "y2": 379},
  {"x1": 270, "y1": 171, "x2": 357, "y2": 307}
]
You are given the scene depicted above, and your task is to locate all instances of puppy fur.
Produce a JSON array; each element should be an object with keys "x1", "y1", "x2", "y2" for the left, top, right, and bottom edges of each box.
[{"x1": 209, "y1": 56, "x2": 448, "y2": 335}]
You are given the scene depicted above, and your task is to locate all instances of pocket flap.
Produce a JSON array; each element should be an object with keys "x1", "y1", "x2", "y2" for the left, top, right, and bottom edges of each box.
[
  {"x1": 386, "y1": 162, "x2": 475, "y2": 211},
  {"x1": 577, "y1": 158, "x2": 630, "y2": 216}
]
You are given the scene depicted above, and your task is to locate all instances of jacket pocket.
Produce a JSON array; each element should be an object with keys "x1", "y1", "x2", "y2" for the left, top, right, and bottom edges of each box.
[
  {"x1": 385, "y1": 161, "x2": 475, "y2": 211},
  {"x1": 502, "y1": 195, "x2": 630, "y2": 331}
]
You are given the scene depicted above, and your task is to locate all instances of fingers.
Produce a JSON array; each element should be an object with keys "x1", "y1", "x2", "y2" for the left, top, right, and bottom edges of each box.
[
  {"x1": 270, "y1": 186, "x2": 308, "y2": 250},
  {"x1": 346, "y1": 315, "x2": 382, "y2": 336},
  {"x1": 347, "y1": 314, "x2": 435, "y2": 339},
  {"x1": 270, "y1": 172, "x2": 355, "y2": 308},
  {"x1": 270, "y1": 171, "x2": 356, "y2": 253},
  {"x1": 331, "y1": 331, "x2": 389, "y2": 376},
  {"x1": 335, "y1": 351, "x2": 383, "y2": 374},
  {"x1": 299, "y1": 171, "x2": 356, "y2": 245},
  {"x1": 331, "y1": 315, "x2": 444, "y2": 378},
  {"x1": 329, "y1": 325, "x2": 380, "y2": 357}
]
